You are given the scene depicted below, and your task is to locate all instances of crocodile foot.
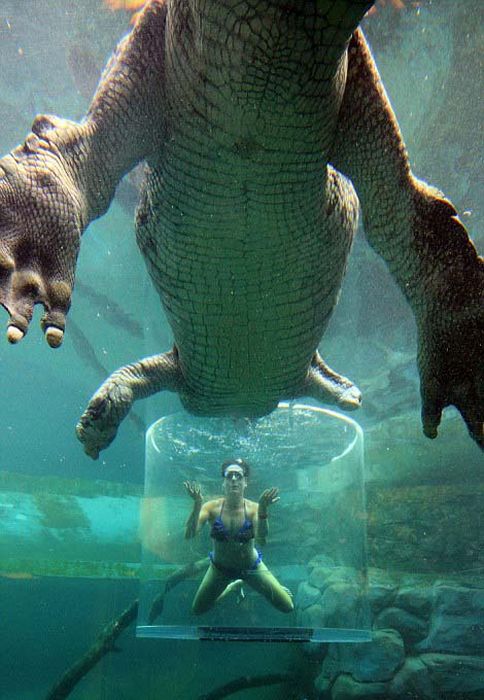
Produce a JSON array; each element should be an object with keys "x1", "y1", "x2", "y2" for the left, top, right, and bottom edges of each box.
[
  {"x1": 76, "y1": 349, "x2": 183, "y2": 459},
  {"x1": 76, "y1": 379, "x2": 134, "y2": 459},
  {"x1": 303, "y1": 351, "x2": 362, "y2": 410}
]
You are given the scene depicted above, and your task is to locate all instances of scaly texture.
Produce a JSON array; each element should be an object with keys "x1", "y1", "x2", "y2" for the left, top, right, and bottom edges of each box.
[{"x1": 0, "y1": 0, "x2": 481, "y2": 458}]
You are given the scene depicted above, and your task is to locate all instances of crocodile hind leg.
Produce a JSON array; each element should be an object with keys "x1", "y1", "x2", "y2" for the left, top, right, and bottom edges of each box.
[
  {"x1": 298, "y1": 166, "x2": 362, "y2": 411},
  {"x1": 304, "y1": 351, "x2": 362, "y2": 410},
  {"x1": 76, "y1": 348, "x2": 183, "y2": 459}
]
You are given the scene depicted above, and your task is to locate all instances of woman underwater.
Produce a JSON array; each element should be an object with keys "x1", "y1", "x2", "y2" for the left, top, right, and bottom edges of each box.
[{"x1": 184, "y1": 458, "x2": 294, "y2": 614}]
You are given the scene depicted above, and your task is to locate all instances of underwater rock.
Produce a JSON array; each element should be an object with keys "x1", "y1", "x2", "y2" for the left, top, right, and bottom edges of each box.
[
  {"x1": 365, "y1": 412, "x2": 482, "y2": 486},
  {"x1": 298, "y1": 568, "x2": 368, "y2": 629},
  {"x1": 330, "y1": 673, "x2": 389, "y2": 700},
  {"x1": 308, "y1": 566, "x2": 360, "y2": 593},
  {"x1": 322, "y1": 629, "x2": 405, "y2": 683},
  {"x1": 299, "y1": 602, "x2": 326, "y2": 630},
  {"x1": 416, "y1": 585, "x2": 484, "y2": 655},
  {"x1": 319, "y1": 582, "x2": 364, "y2": 629},
  {"x1": 431, "y1": 583, "x2": 484, "y2": 615},
  {"x1": 314, "y1": 671, "x2": 332, "y2": 698},
  {"x1": 394, "y1": 584, "x2": 433, "y2": 617},
  {"x1": 390, "y1": 653, "x2": 484, "y2": 698},
  {"x1": 295, "y1": 580, "x2": 321, "y2": 611},
  {"x1": 307, "y1": 554, "x2": 336, "y2": 570},
  {"x1": 366, "y1": 480, "x2": 483, "y2": 572},
  {"x1": 308, "y1": 572, "x2": 484, "y2": 696},
  {"x1": 308, "y1": 565, "x2": 333, "y2": 591},
  {"x1": 418, "y1": 653, "x2": 484, "y2": 695},
  {"x1": 374, "y1": 606, "x2": 428, "y2": 647},
  {"x1": 367, "y1": 580, "x2": 398, "y2": 615},
  {"x1": 389, "y1": 655, "x2": 436, "y2": 699}
]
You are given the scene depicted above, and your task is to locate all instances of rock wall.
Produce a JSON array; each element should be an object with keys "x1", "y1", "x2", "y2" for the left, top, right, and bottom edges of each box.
[{"x1": 296, "y1": 566, "x2": 484, "y2": 699}]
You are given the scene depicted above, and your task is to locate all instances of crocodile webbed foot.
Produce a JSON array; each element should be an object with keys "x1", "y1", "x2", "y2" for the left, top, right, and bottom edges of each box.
[
  {"x1": 416, "y1": 275, "x2": 483, "y2": 451},
  {"x1": 419, "y1": 327, "x2": 484, "y2": 450},
  {"x1": 77, "y1": 379, "x2": 134, "y2": 459},
  {"x1": 0, "y1": 122, "x2": 84, "y2": 346},
  {"x1": 76, "y1": 350, "x2": 183, "y2": 459},
  {"x1": 303, "y1": 351, "x2": 362, "y2": 410},
  {"x1": 410, "y1": 186, "x2": 484, "y2": 450}
]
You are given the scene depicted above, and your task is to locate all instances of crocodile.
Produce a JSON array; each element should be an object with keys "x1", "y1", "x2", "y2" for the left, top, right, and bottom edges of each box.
[{"x1": 0, "y1": 0, "x2": 482, "y2": 458}]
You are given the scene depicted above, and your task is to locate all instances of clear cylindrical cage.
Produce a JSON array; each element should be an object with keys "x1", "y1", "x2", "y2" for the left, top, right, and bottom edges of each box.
[{"x1": 137, "y1": 403, "x2": 370, "y2": 642}]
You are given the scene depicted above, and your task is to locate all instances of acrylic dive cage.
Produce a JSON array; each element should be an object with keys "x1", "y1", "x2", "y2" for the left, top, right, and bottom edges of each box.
[{"x1": 136, "y1": 402, "x2": 371, "y2": 642}]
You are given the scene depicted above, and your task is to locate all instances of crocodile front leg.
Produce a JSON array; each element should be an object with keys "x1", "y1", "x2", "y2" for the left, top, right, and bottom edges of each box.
[
  {"x1": 298, "y1": 166, "x2": 362, "y2": 411},
  {"x1": 0, "y1": 1, "x2": 167, "y2": 346},
  {"x1": 0, "y1": 2, "x2": 173, "y2": 457},
  {"x1": 76, "y1": 348, "x2": 183, "y2": 459},
  {"x1": 330, "y1": 29, "x2": 483, "y2": 448}
]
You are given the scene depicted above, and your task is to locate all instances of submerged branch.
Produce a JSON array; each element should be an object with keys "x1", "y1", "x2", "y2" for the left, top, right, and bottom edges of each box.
[
  {"x1": 45, "y1": 599, "x2": 139, "y2": 700},
  {"x1": 198, "y1": 673, "x2": 296, "y2": 700},
  {"x1": 45, "y1": 558, "x2": 207, "y2": 699}
]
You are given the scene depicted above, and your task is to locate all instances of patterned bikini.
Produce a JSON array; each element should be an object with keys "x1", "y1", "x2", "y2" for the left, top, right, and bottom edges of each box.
[{"x1": 209, "y1": 499, "x2": 263, "y2": 578}]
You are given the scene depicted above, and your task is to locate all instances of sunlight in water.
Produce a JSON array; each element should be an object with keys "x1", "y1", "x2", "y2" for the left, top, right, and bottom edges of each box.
[
  {"x1": 103, "y1": 0, "x2": 422, "y2": 24},
  {"x1": 104, "y1": 0, "x2": 147, "y2": 24},
  {"x1": 366, "y1": 0, "x2": 421, "y2": 16}
]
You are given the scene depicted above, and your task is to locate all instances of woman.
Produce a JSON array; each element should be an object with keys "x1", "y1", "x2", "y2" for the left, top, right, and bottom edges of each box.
[{"x1": 184, "y1": 458, "x2": 294, "y2": 615}]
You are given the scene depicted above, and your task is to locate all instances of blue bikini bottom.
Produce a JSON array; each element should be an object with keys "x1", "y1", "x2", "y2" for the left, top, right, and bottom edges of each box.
[{"x1": 208, "y1": 549, "x2": 262, "y2": 579}]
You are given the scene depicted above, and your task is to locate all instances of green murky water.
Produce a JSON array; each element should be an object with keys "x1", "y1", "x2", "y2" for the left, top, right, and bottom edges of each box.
[{"x1": 0, "y1": 1, "x2": 482, "y2": 698}]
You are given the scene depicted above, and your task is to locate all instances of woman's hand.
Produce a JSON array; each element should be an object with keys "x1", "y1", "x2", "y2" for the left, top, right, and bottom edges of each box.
[
  {"x1": 183, "y1": 481, "x2": 204, "y2": 539},
  {"x1": 183, "y1": 480, "x2": 203, "y2": 503},
  {"x1": 258, "y1": 487, "x2": 280, "y2": 516}
]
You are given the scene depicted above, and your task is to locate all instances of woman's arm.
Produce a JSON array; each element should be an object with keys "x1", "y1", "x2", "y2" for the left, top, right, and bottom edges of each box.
[
  {"x1": 255, "y1": 488, "x2": 280, "y2": 547},
  {"x1": 183, "y1": 482, "x2": 210, "y2": 539},
  {"x1": 255, "y1": 511, "x2": 268, "y2": 547}
]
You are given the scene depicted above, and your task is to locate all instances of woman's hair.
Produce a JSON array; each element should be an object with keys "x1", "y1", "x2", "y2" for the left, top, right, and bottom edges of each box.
[{"x1": 221, "y1": 458, "x2": 251, "y2": 479}]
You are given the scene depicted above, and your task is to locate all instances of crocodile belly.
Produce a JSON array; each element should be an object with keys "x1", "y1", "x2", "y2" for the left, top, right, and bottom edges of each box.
[
  {"x1": 136, "y1": 153, "x2": 353, "y2": 417},
  {"x1": 135, "y1": 12, "x2": 355, "y2": 416}
]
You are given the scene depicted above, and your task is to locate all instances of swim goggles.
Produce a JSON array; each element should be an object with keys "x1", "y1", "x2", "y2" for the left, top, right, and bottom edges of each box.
[{"x1": 224, "y1": 468, "x2": 244, "y2": 480}]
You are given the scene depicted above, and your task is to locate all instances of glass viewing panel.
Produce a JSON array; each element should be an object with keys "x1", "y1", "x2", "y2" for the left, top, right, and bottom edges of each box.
[{"x1": 137, "y1": 403, "x2": 370, "y2": 642}]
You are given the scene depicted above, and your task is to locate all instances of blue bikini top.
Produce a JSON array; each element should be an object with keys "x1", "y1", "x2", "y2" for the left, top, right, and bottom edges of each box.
[{"x1": 210, "y1": 500, "x2": 254, "y2": 543}]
